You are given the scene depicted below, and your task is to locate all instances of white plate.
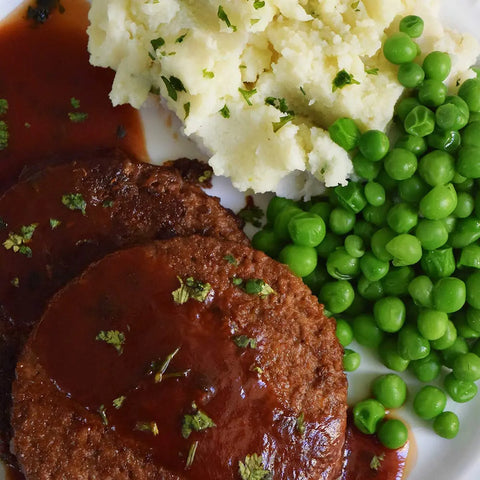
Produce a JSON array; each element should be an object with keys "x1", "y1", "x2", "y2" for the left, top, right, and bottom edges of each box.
[{"x1": 1, "y1": 1, "x2": 480, "y2": 479}]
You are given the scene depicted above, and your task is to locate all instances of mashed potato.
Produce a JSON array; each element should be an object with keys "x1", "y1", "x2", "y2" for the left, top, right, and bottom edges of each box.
[{"x1": 88, "y1": 0, "x2": 479, "y2": 198}]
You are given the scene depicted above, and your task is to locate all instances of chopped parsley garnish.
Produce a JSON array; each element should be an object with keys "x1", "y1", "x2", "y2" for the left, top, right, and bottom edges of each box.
[
  {"x1": 150, "y1": 347, "x2": 181, "y2": 383},
  {"x1": 202, "y1": 69, "x2": 214, "y2": 79},
  {"x1": 186, "y1": 441, "x2": 199, "y2": 469},
  {"x1": 219, "y1": 104, "x2": 230, "y2": 118},
  {"x1": 240, "y1": 278, "x2": 275, "y2": 298},
  {"x1": 0, "y1": 99, "x2": 8, "y2": 116},
  {"x1": 0, "y1": 121, "x2": 9, "y2": 150},
  {"x1": 25, "y1": 122, "x2": 31, "y2": 128},
  {"x1": 70, "y1": 97, "x2": 80, "y2": 109},
  {"x1": 198, "y1": 170, "x2": 212, "y2": 183},
  {"x1": 299, "y1": 86, "x2": 306, "y2": 96},
  {"x1": 239, "y1": 453, "x2": 271, "y2": 480},
  {"x1": 232, "y1": 277, "x2": 243, "y2": 286},
  {"x1": 239, "y1": 88, "x2": 257, "y2": 106},
  {"x1": 113, "y1": 395, "x2": 126, "y2": 409},
  {"x1": 161, "y1": 75, "x2": 186, "y2": 101},
  {"x1": 176, "y1": 33, "x2": 187, "y2": 43},
  {"x1": 253, "y1": 1, "x2": 265, "y2": 9},
  {"x1": 332, "y1": 69, "x2": 360, "y2": 92},
  {"x1": 102, "y1": 199, "x2": 114, "y2": 208},
  {"x1": 351, "y1": 1, "x2": 360, "y2": 11},
  {"x1": 238, "y1": 204, "x2": 263, "y2": 227},
  {"x1": 250, "y1": 364, "x2": 263, "y2": 375},
  {"x1": 182, "y1": 408, "x2": 216, "y2": 438},
  {"x1": 370, "y1": 453, "x2": 385, "y2": 471},
  {"x1": 184, "y1": 102, "x2": 191, "y2": 119},
  {"x1": 265, "y1": 97, "x2": 294, "y2": 115},
  {"x1": 68, "y1": 112, "x2": 88, "y2": 123},
  {"x1": 365, "y1": 66, "x2": 379, "y2": 75},
  {"x1": 296, "y1": 412, "x2": 306, "y2": 435},
  {"x1": 272, "y1": 114, "x2": 294, "y2": 133},
  {"x1": 95, "y1": 330, "x2": 125, "y2": 355},
  {"x1": 151, "y1": 37, "x2": 165, "y2": 50},
  {"x1": 3, "y1": 223, "x2": 38, "y2": 258},
  {"x1": 62, "y1": 193, "x2": 86, "y2": 215},
  {"x1": 232, "y1": 335, "x2": 257, "y2": 349},
  {"x1": 135, "y1": 421, "x2": 159, "y2": 435},
  {"x1": 172, "y1": 277, "x2": 212, "y2": 304},
  {"x1": 250, "y1": 18, "x2": 260, "y2": 25},
  {"x1": 10, "y1": 277, "x2": 20, "y2": 288},
  {"x1": 0, "y1": 217, "x2": 6, "y2": 230},
  {"x1": 217, "y1": 5, "x2": 237, "y2": 31},
  {"x1": 98, "y1": 405, "x2": 108, "y2": 425},
  {"x1": 223, "y1": 254, "x2": 238, "y2": 265},
  {"x1": 49, "y1": 218, "x2": 61, "y2": 229}
]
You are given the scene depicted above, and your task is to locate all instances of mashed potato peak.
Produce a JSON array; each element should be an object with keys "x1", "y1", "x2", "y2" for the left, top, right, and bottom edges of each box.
[{"x1": 88, "y1": 0, "x2": 479, "y2": 198}]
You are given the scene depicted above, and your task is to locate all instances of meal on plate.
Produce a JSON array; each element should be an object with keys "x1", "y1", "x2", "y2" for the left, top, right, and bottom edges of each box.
[{"x1": 1, "y1": 0, "x2": 480, "y2": 479}]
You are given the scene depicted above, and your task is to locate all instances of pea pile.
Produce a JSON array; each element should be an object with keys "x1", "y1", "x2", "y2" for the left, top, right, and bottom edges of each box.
[{"x1": 252, "y1": 15, "x2": 480, "y2": 447}]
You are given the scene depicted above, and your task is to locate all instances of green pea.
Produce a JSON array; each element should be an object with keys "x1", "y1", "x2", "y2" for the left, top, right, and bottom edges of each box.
[
  {"x1": 415, "y1": 220, "x2": 448, "y2": 250},
  {"x1": 316, "y1": 232, "x2": 342, "y2": 258},
  {"x1": 343, "y1": 349, "x2": 361, "y2": 372},
  {"x1": 373, "y1": 297, "x2": 406, "y2": 333},
  {"x1": 410, "y1": 350, "x2": 442, "y2": 382},
  {"x1": 466, "y1": 271, "x2": 480, "y2": 309},
  {"x1": 398, "y1": 62, "x2": 425, "y2": 88},
  {"x1": 360, "y1": 252, "x2": 389, "y2": 282},
  {"x1": 398, "y1": 325, "x2": 430, "y2": 360},
  {"x1": 387, "y1": 203, "x2": 418, "y2": 233},
  {"x1": 418, "y1": 150, "x2": 455, "y2": 186},
  {"x1": 352, "y1": 152, "x2": 382, "y2": 180},
  {"x1": 432, "y1": 277, "x2": 466, "y2": 313},
  {"x1": 417, "y1": 309, "x2": 448, "y2": 340},
  {"x1": 435, "y1": 104, "x2": 463, "y2": 131},
  {"x1": 444, "y1": 95, "x2": 470, "y2": 120},
  {"x1": 371, "y1": 228, "x2": 395, "y2": 262},
  {"x1": 430, "y1": 320, "x2": 457, "y2": 350},
  {"x1": 251, "y1": 229, "x2": 283, "y2": 258},
  {"x1": 353, "y1": 314, "x2": 384, "y2": 348},
  {"x1": 308, "y1": 201, "x2": 332, "y2": 222},
  {"x1": 384, "y1": 148, "x2": 418, "y2": 181},
  {"x1": 457, "y1": 146, "x2": 480, "y2": 179},
  {"x1": 421, "y1": 248, "x2": 456, "y2": 279},
  {"x1": 329, "y1": 207, "x2": 356, "y2": 235},
  {"x1": 452, "y1": 352, "x2": 480, "y2": 381},
  {"x1": 353, "y1": 219, "x2": 376, "y2": 241},
  {"x1": 302, "y1": 265, "x2": 328, "y2": 293},
  {"x1": 386, "y1": 234, "x2": 422, "y2": 266},
  {"x1": 458, "y1": 78, "x2": 480, "y2": 112},
  {"x1": 288, "y1": 213, "x2": 326, "y2": 247},
  {"x1": 453, "y1": 192, "x2": 474, "y2": 218},
  {"x1": 413, "y1": 385, "x2": 447, "y2": 419},
  {"x1": 422, "y1": 51, "x2": 451, "y2": 81},
  {"x1": 266, "y1": 196, "x2": 296, "y2": 223},
  {"x1": 433, "y1": 411, "x2": 459, "y2": 439},
  {"x1": 364, "y1": 182, "x2": 385, "y2": 207},
  {"x1": 408, "y1": 275, "x2": 433, "y2": 308},
  {"x1": 399, "y1": 15, "x2": 424, "y2": 38},
  {"x1": 372, "y1": 374, "x2": 407, "y2": 409},
  {"x1": 279, "y1": 244, "x2": 317, "y2": 277},
  {"x1": 449, "y1": 218, "x2": 480, "y2": 248},
  {"x1": 379, "y1": 336, "x2": 410, "y2": 371},
  {"x1": 442, "y1": 215, "x2": 457, "y2": 234},
  {"x1": 398, "y1": 175, "x2": 428, "y2": 203},
  {"x1": 427, "y1": 129, "x2": 461, "y2": 154},
  {"x1": 345, "y1": 293, "x2": 369, "y2": 317},
  {"x1": 457, "y1": 244, "x2": 480, "y2": 269},
  {"x1": 471, "y1": 338, "x2": 480, "y2": 357},
  {"x1": 357, "y1": 275, "x2": 384, "y2": 301},
  {"x1": 419, "y1": 183, "x2": 458, "y2": 220},
  {"x1": 454, "y1": 311, "x2": 480, "y2": 339},
  {"x1": 382, "y1": 266, "x2": 414, "y2": 296},
  {"x1": 326, "y1": 248, "x2": 359, "y2": 280},
  {"x1": 404, "y1": 105, "x2": 436, "y2": 137},
  {"x1": 395, "y1": 134, "x2": 427, "y2": 157},
  {"x1": 396, "y1": 97, "x2": 421, "y2": 123},
  {"x1": 376, "y1": 169, "x2": 398, "y2": 191},
  {"x1": 319, "y1": 280, "x2": 355, "y2": 314},
  {"x1": 362, "y1": 202, "x2": 391, "y2": 226},
  {"x1": 273, "y1": 206, "x2": 304, "y2": 241},
  {"x1": 377, "y1": 419, "x2": 409, "y2": 450},
  {"x1": 383, "y1": 32, "x2": 418, "y2": 64},
  {"x1": 461, "y1": 121, "x2": 480, "y2": 148},
  {"x1": 344, "y1": 234, "x2": 365, "y2": 258},
  {"x1": 454, "y1": 176, "x2": 474, "y2": 193},
  {"x1": 358, "y1": 130, "x2": 390, "y2": 162},
  {"x1": 441, "y1": 337, "x2": 469, "y2": 368},
  {"x1": 444, "y1": 372, "x2": 478, "y2": 403},
  {"x1": 336, "y1": 318, "x2": 353, "y2": 347},
  {"x1": 352, "y1": 399, "x2": 385, "y2": 435},
  {"x1": 328, "y1": 117, "x2": 361, "y2": 151},
  {"x1": 418, "y1": 79, "x2": 447, "y2": 107}
]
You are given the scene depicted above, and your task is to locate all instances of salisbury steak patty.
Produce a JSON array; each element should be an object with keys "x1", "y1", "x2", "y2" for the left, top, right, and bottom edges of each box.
[
  {"x1": 0, "y1": 151, "x2": 246, "y2": 466},
  {"x1": 12, "y1": 235, "x2": 347, "y2": 480}
]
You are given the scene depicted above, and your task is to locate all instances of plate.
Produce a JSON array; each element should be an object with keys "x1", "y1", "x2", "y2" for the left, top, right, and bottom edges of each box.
[{"x1": 1, "y1": 1, "x2": 480, "y2": 479}]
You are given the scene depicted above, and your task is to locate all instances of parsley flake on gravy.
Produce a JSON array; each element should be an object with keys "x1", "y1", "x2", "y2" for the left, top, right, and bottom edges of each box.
[
  {"x1": 182, "y1": 407, "x2": 216, "y2": 439},
  {"x1": 332, "y1": 69, "x2": 360, "y2": 92},
  {"x1": 238, "y1": 204, "x2": 263, "y2": 227},
  {"x1": 370, "y1": 453, "x2": 385, "y2": 471},
  {"x1": 62, "y1": 193, "x2": 87, "y2": 215},
  {"x1": 68, "y1": 112, "x2": 88, "y2": 123},
  {"x1": 98, "y1": 404, "x2": 108, "y2": 425},
  {"x1": 239, "y1": 453, "x2": 272, "y2": 480},
  {"x1": 236, "y1": 278, "x2": 275, "y2": 298},
  {"x1": 149, "y1": 347, "x2": 186, "y2": 383},
  {"x1": 3, "y1": 223, "x2": 38, "y2": 258},
  {"x1": 223, "y1": 253, "x2": 238, "y2": 266},
  {"x1": 296, "y1": 412, "x2": 306, "y2": 435},
  {"x1": 186, "y1": 441, "x2": 199, "y2": 469},
  {"x1": 10, "y1": 277, "x2": 20, "y2": 288},
  {"x1": 113, "y1": 395, "x2": 126, "y2": 409},
  {"x1": 49, "y1": 218, "x2": 61, "y2": 229},
  {"x1": 0, "y1": 99, "x2": 8, "y2": 116},
  {"x1": 95, "y1": 330, "x2": 125, "y2": 355},
  {"x1": 233, "y1": 335, "x2": 257, "y2": 349},
  {"x1": 0, "y1": 121, "x2": 9, "y2": 151},
  {"x1": 135, "y1": 421, "x2": 159, "y2": 436},
  {"x1": 172, "y1": 277, "x2": 212, "y2": 304}
]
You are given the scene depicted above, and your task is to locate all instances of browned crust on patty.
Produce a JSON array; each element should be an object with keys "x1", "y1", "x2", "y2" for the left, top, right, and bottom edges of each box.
[{"x1": 12, "y1": 235, "x2": 347, "y2": 480}]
